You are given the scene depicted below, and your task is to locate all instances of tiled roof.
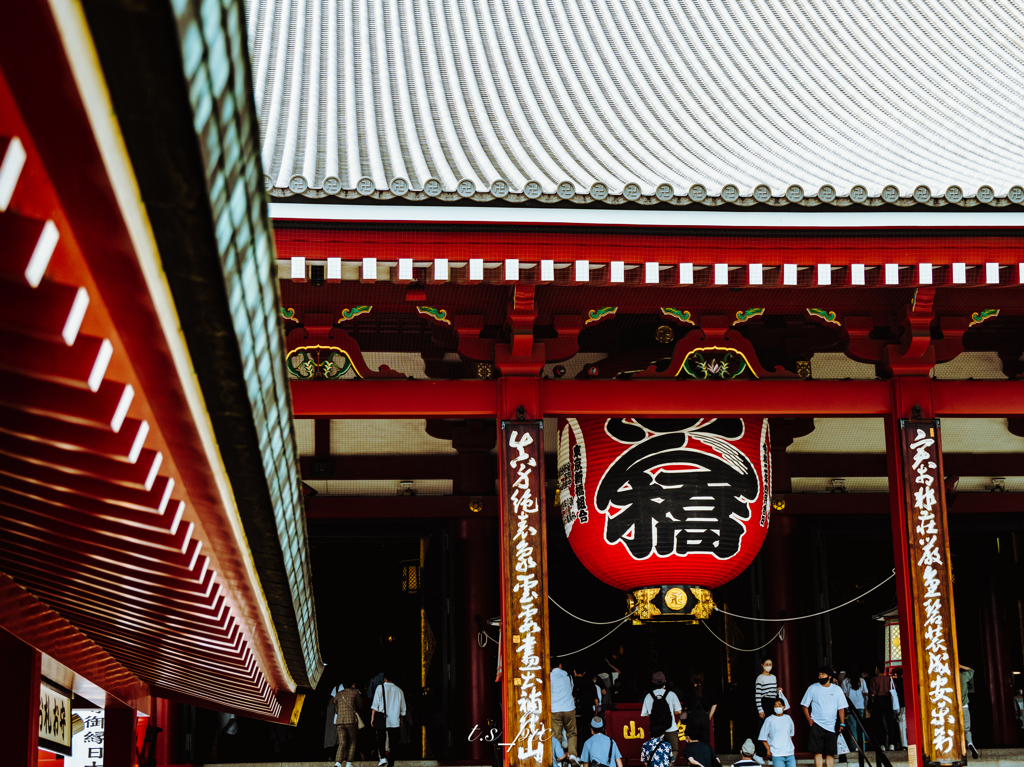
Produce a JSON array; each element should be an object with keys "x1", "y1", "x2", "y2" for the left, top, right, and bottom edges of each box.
[{"x1": 248, "y1": 0, "x2": 1024, "y2": 208}]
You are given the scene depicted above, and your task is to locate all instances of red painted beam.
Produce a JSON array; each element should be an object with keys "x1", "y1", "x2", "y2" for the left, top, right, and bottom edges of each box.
[
  {"x1": 291, "y1": 380, "x2": 499, "y2": 418},
  {"x1": 789, "y1": 453, "x2": 1024, "y2": 477},
  {"x1": 304, "y1": 495, "x2": 498, "y2": 518},
  {"x1": 291, "y1": 379, "x2": 1024, "y2": 418},
  {"x1": 776, "y1": 492, "x2": 1023, "y2": 514},
  {"x1": 931, "y1": 381, "x2": 1024, "y2": 416},
  {"x1": 275, "y1": 227, "x2": 1024, "y2": 267}
]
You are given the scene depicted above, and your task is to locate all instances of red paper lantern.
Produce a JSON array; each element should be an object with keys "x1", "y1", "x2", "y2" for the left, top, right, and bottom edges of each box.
[{"x1": 556, "y1": 417, "x2": 772, "y2": 597}]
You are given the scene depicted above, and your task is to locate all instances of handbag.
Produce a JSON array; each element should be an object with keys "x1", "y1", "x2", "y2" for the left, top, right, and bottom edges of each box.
[
  {"x1": 890, "y1": 679, "x2": 900, "y2": 713},
  {"x1": 373, "y1": 683, "x2": 389, "y2": 730}
]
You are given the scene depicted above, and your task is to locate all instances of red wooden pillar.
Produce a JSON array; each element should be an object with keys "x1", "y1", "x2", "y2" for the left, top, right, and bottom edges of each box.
[
  {"x1": 154, "y1": 697, "x2": 180, "y2": 765},
  {"x1": 980, "y1": 557, "x2": 1017, "y2": 745},
  {"x1": 0, "y1": 627, "x2": 41, "y2": 767},
  {"x1": 450, "y1": 419, "x2": 499, "y2": 759},
  {"x1": 104, "y1": 705, "x2": 137, "y2": 767},
  {"x1": 761, "y1": 514, "x2": 807, "y2": 746}
]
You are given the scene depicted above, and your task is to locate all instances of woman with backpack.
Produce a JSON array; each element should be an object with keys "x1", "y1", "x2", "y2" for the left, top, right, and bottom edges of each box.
[{"x1": 641, "y1": 671, "x2": 682, "y2": 763}]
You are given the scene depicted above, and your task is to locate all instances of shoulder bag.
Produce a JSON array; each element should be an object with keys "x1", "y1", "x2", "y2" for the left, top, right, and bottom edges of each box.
[
  {"x1": 337, "y1": 691, "x2": 365, "y2": 730},
  {"x1": 374, "y1": 684, "x2": 389, "y2": 730}
]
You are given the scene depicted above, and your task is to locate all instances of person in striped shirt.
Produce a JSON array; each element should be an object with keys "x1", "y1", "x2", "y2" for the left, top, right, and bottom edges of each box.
[{"x1": 756, "y1": 659, "x2": 790, "y2": 718}]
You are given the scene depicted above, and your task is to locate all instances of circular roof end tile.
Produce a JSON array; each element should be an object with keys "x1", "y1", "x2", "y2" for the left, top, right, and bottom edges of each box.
[
  {"x1": 356, "y1": 177, "x2": 375, "y2": 196},
  {"x1": 389, "y1": 178, "x2": 410, "y2": 196},
  {"x1": 323, "y1": 176, "x2": 342, "y2": 194},
  {"x1": 977, "y1": 185, "x2": 995, "y2": 204},
  {"x1": 849, "y1": 185, "x2": 868, "y2": 203},
  {"x1": 557, "y1": 180, "x2": 576, "y2": 199},
  {"x1": 785, "y1": 184, "x2": 804, "y2": 203},
  {"x1": 655, "y1": 183, "x2": 675, "y2": 201},
  {"x1": 945, "y1": 185, "x2": 963, "y2": 203},
  {"x1": 457, "y1": 179, "x2": 477, "y2": 198},
  {"x1": 589, "y1": 182, "x2": 609, "y2": 200},
  {"x1": 622, "y1": 182, "x2": 642, "y2": 201},
  {"x1": 913, "y1": 185, "x2": 931, "y2": 203},
  {"x1": 688, "y1": 184, "x2": 707, "y2": 202},
  {"x1": 753, "y1": 184, "x2": 771, "y2": 203},
  {"x1": 721, "y1": 184, "x2": 739, "y2": 203},
  {"x1": 1009, "y1": 185, "x2": 1024, "y2": 204},
  {"x1": 523, "y1": 180, "x2": 543, "y2": 199},
  {"x1": 490, "y1": 179, "x2": 510, "y2": 198},
  {"x1": 881, "y1": 185, "x2": 900, "y2": 203},
  {"x1": 817, "y1": 184, "x2": 836, "y2": 203}
]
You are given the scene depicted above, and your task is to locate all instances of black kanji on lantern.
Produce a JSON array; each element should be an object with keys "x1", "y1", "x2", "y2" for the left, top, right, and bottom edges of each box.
[{"x1": 597, "y1": 418, "x2": 759, "y2": 559}]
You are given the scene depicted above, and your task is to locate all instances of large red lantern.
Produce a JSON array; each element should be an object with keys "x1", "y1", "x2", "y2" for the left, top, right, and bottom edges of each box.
[{"x1": 556, "y1": 417, "x2": 772, "y2": 620}]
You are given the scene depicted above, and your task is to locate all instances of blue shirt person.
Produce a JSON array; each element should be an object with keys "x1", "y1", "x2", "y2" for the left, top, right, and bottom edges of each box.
[
  {"x1": 579, "y1": 718, "x2": 622, "y2": 767},
  {"x1": 641, "y1": 734, "x2": 673, "y2": 767}
]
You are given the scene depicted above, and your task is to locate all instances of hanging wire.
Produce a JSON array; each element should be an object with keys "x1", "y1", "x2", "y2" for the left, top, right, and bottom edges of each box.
[
  {"x1": 550, "y1": 595, "x2": 639, "y2": 625},
  {"x1": 715, "y1": 569, "x2": 897, "y2": 623},
  {"x1": 554, "y1": 618, "x2": 631, "y2": 658},
  {"x1": 477, "y1": 630, "x2": 500, "y2": 648},
  {"x1": 701, "y1": 620, "x2": 785, "y2": 652}
]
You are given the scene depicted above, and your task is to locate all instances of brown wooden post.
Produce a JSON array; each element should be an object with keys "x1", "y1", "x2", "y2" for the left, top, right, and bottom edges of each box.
[
  {"x1": 497, "y1": 377, "x2": 551, "y2": 767},
  {"x1": 886, "y1": 377, "x2": 966, "y2": 766}
]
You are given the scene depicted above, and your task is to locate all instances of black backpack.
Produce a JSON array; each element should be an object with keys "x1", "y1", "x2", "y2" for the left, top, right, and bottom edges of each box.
[{"x1": 649, "y1": 691, "x2": 672, "y2": 733}]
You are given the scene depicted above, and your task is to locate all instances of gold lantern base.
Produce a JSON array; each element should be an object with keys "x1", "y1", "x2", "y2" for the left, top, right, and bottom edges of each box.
[{"x1": 627, "y1": 585, "x2": 715, "y2": 624}]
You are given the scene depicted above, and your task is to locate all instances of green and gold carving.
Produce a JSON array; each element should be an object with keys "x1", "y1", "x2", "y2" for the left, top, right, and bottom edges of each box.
[
  {"x1": 286, "y1": 345, "x2": 358, "y2": 380},
  {"x1": 338, "y1": 305, "x2": 372, "y2": 322},
  {"x1": 732, "y1": 307, "x2": 765, "y2": 325},
  {"x1": 681, "y1": 347, "x2": 754, "y2": 379},
  {"x1": 806, "y1": 307, "x2": 841, "y2": 325},
  {"x1": 969, "y1": 309, "x2": 999, "y2": 327},
  {"x1": 416, "y1": 306, "x2": 451, "y2": 325},
  {"x1": 660, "y1": 307, "x2": 695, "y2": 325},
  {"x1": 586, "y1": 306, "x2": 618, "y2": 324},
  {"x1": 280, "y1": 307, "x2": 298, "y2": 322}
]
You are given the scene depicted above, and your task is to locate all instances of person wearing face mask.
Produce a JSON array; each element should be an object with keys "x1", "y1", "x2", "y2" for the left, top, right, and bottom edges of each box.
[
  {"x1": 800, "y1": 666, "x2": 847, "y2": 767},
  {"x1": 758, "y1": 698, "x2": 796, "y2": 767},
  {"x1": 755, "y1": 659, "x2": 789, "y2": 719}
]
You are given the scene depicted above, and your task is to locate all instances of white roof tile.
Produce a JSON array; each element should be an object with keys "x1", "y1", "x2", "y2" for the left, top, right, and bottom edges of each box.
[{"x1": 248, "y1": 0, "x2": 1024, "y2": 207}]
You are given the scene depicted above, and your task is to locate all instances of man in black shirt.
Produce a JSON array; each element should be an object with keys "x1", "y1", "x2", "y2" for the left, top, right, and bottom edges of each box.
[{"x1": 681, "y1": 733, "x2": 721, "y2": 767}]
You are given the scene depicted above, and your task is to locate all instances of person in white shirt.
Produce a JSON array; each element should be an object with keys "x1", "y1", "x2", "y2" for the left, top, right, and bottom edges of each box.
[
  {"x1": 641, "y1": 672, "x2": 683, "y2": 763},
  {"x1": 371, "y1": 674, "x2": 407, "y2": 767},
  {"x1": 800, "y1": 667, "x2": 846, "y2": 767},
  {"x1": 842, "y1": 671, "x2": 867, "y2": 753},
  {"x1": 758, "y1": 698, "x2": 796, "y2": 767},
  {"x1": 550, "y1": 659, "x2": 579, "y2": 761}
]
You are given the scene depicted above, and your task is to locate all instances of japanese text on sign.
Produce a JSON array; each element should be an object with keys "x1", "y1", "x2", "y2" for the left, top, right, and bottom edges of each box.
[
  {"x1": 901, "y1": 422, "x2": 963, "y2": 763},
  {"x1": 501, "y1": 421, "x2": 550, "y2": 767}
]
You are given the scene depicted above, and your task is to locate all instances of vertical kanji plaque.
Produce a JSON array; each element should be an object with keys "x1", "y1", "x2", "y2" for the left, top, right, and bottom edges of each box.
[
  {"x1": 498, "y1": 420, "x2": 551, "y2": 767},
  {"x1": 900, "y1": 420, "x2": 965, "y2": 767}
]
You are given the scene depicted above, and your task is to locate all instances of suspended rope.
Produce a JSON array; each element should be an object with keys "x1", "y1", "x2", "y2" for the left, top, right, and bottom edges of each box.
[
  {"x1": 554, "y1": 618, "x2": 631, "y2": 658},
  {"x1": 715, "y1": 569, "x2": 896, "y2": 623},
  {"x1": 477, "y1": 630, "x2": 500, "y2": 648},
  {"x1": 550, "y1": 595, "x2": 638, "y2": 625},
  {"x1": 702, "y1": 620, "x2": 785, "y2": 652}
]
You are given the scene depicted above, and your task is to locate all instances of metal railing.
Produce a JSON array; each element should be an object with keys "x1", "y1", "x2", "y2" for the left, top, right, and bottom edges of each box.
[{"x1": 845, "y1": 706, "x2": 894, "y2": 767}]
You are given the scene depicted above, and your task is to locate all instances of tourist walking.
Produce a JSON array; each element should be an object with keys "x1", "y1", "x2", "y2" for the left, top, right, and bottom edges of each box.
[
  {"x1": 733, "y1": 738, "x2": 760, "y2": 766},
  {"x1": 642, "y1": 671, "x2": 683, "y2": 763},
  {"x1": 681, "y1": 731, "x2": 722, "y2": 767},
  {"x1": 959, "y1": 663, "x2": 980, "y2": 759},
  {"x1": 682, "y1": 667, "x2": 718, "y2": 745},
  {"x1": 759, "y1": 697, "x2": 796, "y2": 767},
  {"x1": 579, "y1": 717, "x2": 623, "y2": 767},
  {"x1": 334, "y1": 678, "x2": 363, "y2": 767},
  {"x1": 868, "y1": 665, "x2": 896, "y2": 751},
  {"x1": 800, "y1": 666, "x2": 847, "y2": 767},
  {"x1": 755, "y1": 658, "x2": 789, "y2": 718},
  {"x1": 371, "y1": 673, "x2": 407, "y2": 767},
  {"x1": 640, "y1": 732, "x2": 673, "y2": 767},
  {"x1": 551, "y1": 659, "x2": 580, "y2": 762},
  {"x1": 841, "y1": 672, "x2": 867, "y2": 754}
]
